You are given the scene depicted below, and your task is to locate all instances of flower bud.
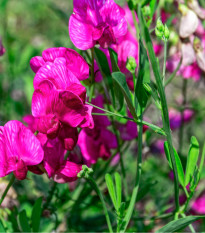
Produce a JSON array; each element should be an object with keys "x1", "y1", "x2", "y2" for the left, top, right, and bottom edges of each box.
[
  {"x1": 169, "y1": 31, "x2": 179, "y2": 45},
  {"x1": 164, "y1": 24, "x2": 170, "y2": 40},
  {"x1": 126, "y1": 56, "x2": 137, "y2": 74},
  {"x1": 155, "y1": 28, "x2": 164, "y2": 40},
  {"x1": 77, "y1": 165, "x2": 93, "y2": 178},
  {"x1": 142, "y1": 6, "x2": 151, "y2": 17},
  {"x1": 181, "y1": 41, "x2": 195, "y2": 66},
  {"x1": 156, "y1": 18, "x2": 165, "y2": 32},
  {"x1": 0, "y1": 37, "x2": 5, "y2": 56}
]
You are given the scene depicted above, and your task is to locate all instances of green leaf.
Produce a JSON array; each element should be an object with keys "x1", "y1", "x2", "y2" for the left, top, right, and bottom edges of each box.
[
  {"x1": 164, "y1": 142, "x2": 185, "y2": 187},
  {"x1": 105, "y1": 174, "x2": 117, "y2": 210},
  {"x1": 135, "y1": 37, "x2": 150, "y2": 113},
  {"x1": 18, "y1": 210, "x2": 31, "y2": 232},
  {"x1": 156, "y1": 216, "x2": 205, "y2": 232},
  {"x1": 185, "y1": 136, "x2": 200, "y2": 186},
  {"x1": 108, "y1": 48, "x2": 120, "y2": 72},
  {"x1": 114, "y1": 172, "x2": 122, "y2": 210},
  {"x1": 197, "y1": 141, "x2": 205, "y2": 183},
  {"x1": 31, "y1": 197, "x2": 43, "y2": 232},
  {"x1": 94, "y1": 47, "x2": 115, "y2": 107},
  {"x1": 143, "y1": 82, "x2": 161, "y2": 109},
  {"x1": 0, "y1": 220, "x2": 5, "y2": 233},
  {"x1": 112, "y1": 72, "x2": 137, "y2": 120}
]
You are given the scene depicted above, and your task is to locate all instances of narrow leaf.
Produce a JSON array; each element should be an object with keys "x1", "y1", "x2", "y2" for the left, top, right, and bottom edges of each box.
[
  {"x1": 31, "y1": 197, "x2": 43, "y2": 232},
  {"x1": 114, "y1": 172, "x2": 122, "y2": 210},
  {"x1": 143, "y1": 83, "x2": 161, "y2": 109},
  {"x1": 0, "y1": 220, "x2": 5, "y2": 233},
  {"x1": 94, "y1": 47, "x2": 115, "y2": 106},
  {"x1": 156, "y1": 216, "x2": 204, "y2": 232},
  {"x1": 105, "y1": 174, "x2": 117, "y2": 210},
  {"x1": 185, "y1": 136, "x2": 200, "y2": 186},
  {"x1": 108, "y1": 48, "x2": 120, "y2": 72},
  {"x1": 164, "y1": 142, "x2": 185, "y2": 187},
  {"x1": 18, "y1": 210, "x2": 31, "y2": 232},
  {"x1": 112, "y1": 72, "x2": 137, "y2": 120}
]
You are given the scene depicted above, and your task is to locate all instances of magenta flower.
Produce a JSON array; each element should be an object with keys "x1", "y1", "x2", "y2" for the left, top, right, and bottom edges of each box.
[
  {"x1": 69, "y1": 0, "x2": 127, "y2": 50},
  {"x1": 32, "y1": 80, "x2": 93, "y2": 150},
  {"x1": 78, "y1": 95, "x2": 117, "y2": 165},
  {"x1": 0, "y1": 121, "x2": 44, "y2": 180},
  {"x1": 0, "y1": 37, "x2": 5, "y2": 56},
  {"x1": 42, "y1": 138, "x2": 82, "y2": 183},
  {"x1": 30, "y1": 47, "x2": 89, "y2": 81},
  {"x1": 192, "y1": 194, "x2": 205, "y2": 214}
]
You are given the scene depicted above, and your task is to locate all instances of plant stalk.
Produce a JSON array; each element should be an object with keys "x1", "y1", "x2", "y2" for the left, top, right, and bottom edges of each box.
[{"x1": 0, "y1": 174, "x2": 15, "y2": 206}]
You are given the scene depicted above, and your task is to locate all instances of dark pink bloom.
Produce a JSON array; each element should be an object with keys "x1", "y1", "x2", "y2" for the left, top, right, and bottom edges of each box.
[
  {"x1": 69, "y1": 0, "x2": 127, "y2": 50},
  {"x1": 30, "y1": 47, "x2": 89, "y2": 81},
  {"x1": 23, "y1": 115, "x2": 38, "y2": 133},
  {"x1": 0, "y1": 37, "x2": 5, "y2": 56},
  {"x1": 32, "y1": 80, "x2": 93, "y2": 150},
  {"x1": 78, "y1": 95, "x2": 117, "y2": 165},
  {"x1": 0, "y1": 121, "x2": 44, "y2": 180},
  {"x1": 150, "y1": 140, "x2": 165, "y2": 155},
  {"x1": 192, "y1": 194, "x2": 205, "y2": 214}
]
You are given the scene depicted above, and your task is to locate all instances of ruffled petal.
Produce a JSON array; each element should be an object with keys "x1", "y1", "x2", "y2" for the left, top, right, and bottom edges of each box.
[{"x1": 30, "y1": 56, "x2": 45, "y2": 73}]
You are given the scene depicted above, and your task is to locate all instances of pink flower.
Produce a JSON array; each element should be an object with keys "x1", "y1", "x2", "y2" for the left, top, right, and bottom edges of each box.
[
  {"x1": 69, "y1": 0, "x2": 127, "y2": 50},
  {"x1": 78, "y1": 95, "x2": 117, "y2": 165},
  {"x1": 32, "y1": 80, "x2": 93, "y2": 150},
  {"x1": 166, "y1": 54, "x2": 201, "y2": 81},
  {"x1": 150, "y1": 140, "x2": 165, "y2": 155},
  {"x1": 0, "y1": 120, "x2": 44, "y2": 180},
  {"x1": 23, "y1": 115, "x2": 38, "y2": 133},
  {"x1": 0, "y1": 37, "x2": 5, "y2": 56},
  {"x1": 42, "y1": 138, "x2": 82, "y2": 183},
  {"x1": 192, "y1": 194, "x2": 205, "y2": 214},
  {"x1": 30, "y1": 47, "x2": 89, "y2": 81}
]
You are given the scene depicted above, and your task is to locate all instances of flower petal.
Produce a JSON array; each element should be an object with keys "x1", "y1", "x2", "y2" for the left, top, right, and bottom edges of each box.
[{"x1": 30, "y1": 56, "x2": 45, "y2": 73}]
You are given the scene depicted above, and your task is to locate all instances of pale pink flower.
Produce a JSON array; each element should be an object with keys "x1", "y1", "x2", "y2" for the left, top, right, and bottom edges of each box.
[
  {"x1": 0, "y1": 121, "x2": 44, "y2": 180},
  {"x1": 188, "y1": 0, "x2": 205, "y2": 20},
  {"x1": 30, "y1": 47, "x2": 89, "y2": 81},
  {"x1": 69, "y1": 0, "x2": 127, "y2": 50},
  {"x1": 181, "y1": 41, "x2": 196, "y2": 66}
]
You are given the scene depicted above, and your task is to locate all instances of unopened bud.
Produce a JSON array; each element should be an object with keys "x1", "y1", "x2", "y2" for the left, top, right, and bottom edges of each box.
[
  {"x1": 193, "y1": 37, "x2": 203, "y2": 53},
  {"x1": 77, "y1": 165, "x2": 93, "y2": 178},
  {"x1": 126, "y1": 57, "x2": 137, "y2": 74},
  {"x1": 156, "y1": 18, "x2": 165, "y2": 32},
  {"x1": 164, "y1": 25, "x2": 170, "y2": 40},
  {"x1": 142, "y1": 6, "x2": 151, "y2": 17}
]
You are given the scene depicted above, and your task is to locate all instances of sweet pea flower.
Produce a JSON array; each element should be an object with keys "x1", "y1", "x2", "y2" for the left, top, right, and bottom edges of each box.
[
  {"x1": 179, "y1": 4, "x2": 198, "y2": 38},
  {"x1": 30, "y1": 47, "x2": 89, "y2": 81},
  {"x1": 69, "y1": 0, "x2": 127, "y2": 50},
  {"x1": 0, "y1": 120, "x2": 44, "y2": 180},
  {"x1": 32, "y1": 80, "x2": 93, "y2": 150},
  {"x1": 78, "y1": 95, "x2": 117, "y2": 165},
  {"x1": 191, "y1": 194, "x2": 205, "y2": 214},
  {"x1": 188, "y1": 0, "x2": 205, "y2": 20},
  {"x1": 0, "y1": 37, "x2": 5, "y2": 56}
]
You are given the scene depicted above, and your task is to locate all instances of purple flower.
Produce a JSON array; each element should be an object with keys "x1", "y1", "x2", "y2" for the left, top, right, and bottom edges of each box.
[
  {"x1": 69, "y1": 0, "x2": 127, "y2": 50},
  {"x1": 0, "y1": 121, "x2": 44, "y2": 180}
]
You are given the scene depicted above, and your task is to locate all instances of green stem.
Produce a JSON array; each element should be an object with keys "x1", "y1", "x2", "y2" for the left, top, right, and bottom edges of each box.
[
  {"x1": 162, "y1": 40, "x2": 167, "y2": 86},
  {"x1": 119, "y1": 113, "x2": 143, "y2": 232},
  {"x1": 131, "y1": 10, "x2": 139, "y2": 39},
  {"x1": 43, "y1": 182, "x2": 57, "y2": 209},
  {"x1": 86, "y1": 176, "x2": 113, "y2": 233},
  {"x1": 165, "y1": 57, "x2": 182, "y2": 87},
  {"x1": 89, "y1": 47, "x2": 95, "y2": 102},
  {"x1": 133, "y1": 212, "x2": 174, "y2": 221},
  {"x1": 181, "y1": 213, "x2": 196, "y2": 233},
  {"x1": 87, "y1": 102, "x2": 166, "y2": 136},
  {"x1": 178, "y1": 79, "x2": 188, "y2": 155},
  {"x1": 138, "y1": 7, "x2": 180, "y2": 212},
  {"x1": 0, "y1": 174, "x2": 15, "y2": 206}
]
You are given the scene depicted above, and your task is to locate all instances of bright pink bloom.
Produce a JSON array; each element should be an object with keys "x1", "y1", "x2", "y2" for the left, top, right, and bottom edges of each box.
[
  {"x1": 23, "y1": 115, "x2": 38, "y2": 133},
  {"x1": 0, "y1": 121, "x2": 44, "y2": 180},
  {"x1": 78, "y1": 95, "x2": 117, "y2": 165},
  {"x1": 30, "y1": 47, "x2": 89, "y2": 81},
  {"x1": 0, "y1": 37, "x2": 5, "y2": 56},
  {"x1": 32, "y1": 80, "x2": 93, "y2": 150},
  {"x1": 69, "y1": 0, "x2": 127, "y2": 50}
]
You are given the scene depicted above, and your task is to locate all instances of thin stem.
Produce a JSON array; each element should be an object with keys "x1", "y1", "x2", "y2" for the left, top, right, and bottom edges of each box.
[
  {"x1": 165, "y1": 57, "x2": 182, "y2": 87},
  {"x1": 162, "y1": 40, "x2": 167, "y2": 86},
  {"x1": 86, "y1": 176, "x2": 113, "y2": 233},
  {"x1": 178, "y1": 79, "x2": 188, "y2": 155},
  {"x1": 131, "y1": 10, "x2": 139, "y2": 39},
  {"x1": 133, "y1": 212, "x2": 174, "y2": 221},
  {"x1": 87, "y1": 102, "x2": 166, "y2": 136},
  {"x1": 89, "y1": 47, "x2": 95, "y2": 102},
  {"x1": 119, "y1": 113, "x2": 143, "y2": 232},
  {"x1": 181, "y1": 213, "x2": 196, "y2": 233},
  {"x1": 138, "y1": 7, "x2": 180, "y2": 212},
  {"x1": 0, "y1": 174, "x2": 15, "y2": 206},
  {"x1": 43, "y1": 182, "x2": 57, "y2": 209}
]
